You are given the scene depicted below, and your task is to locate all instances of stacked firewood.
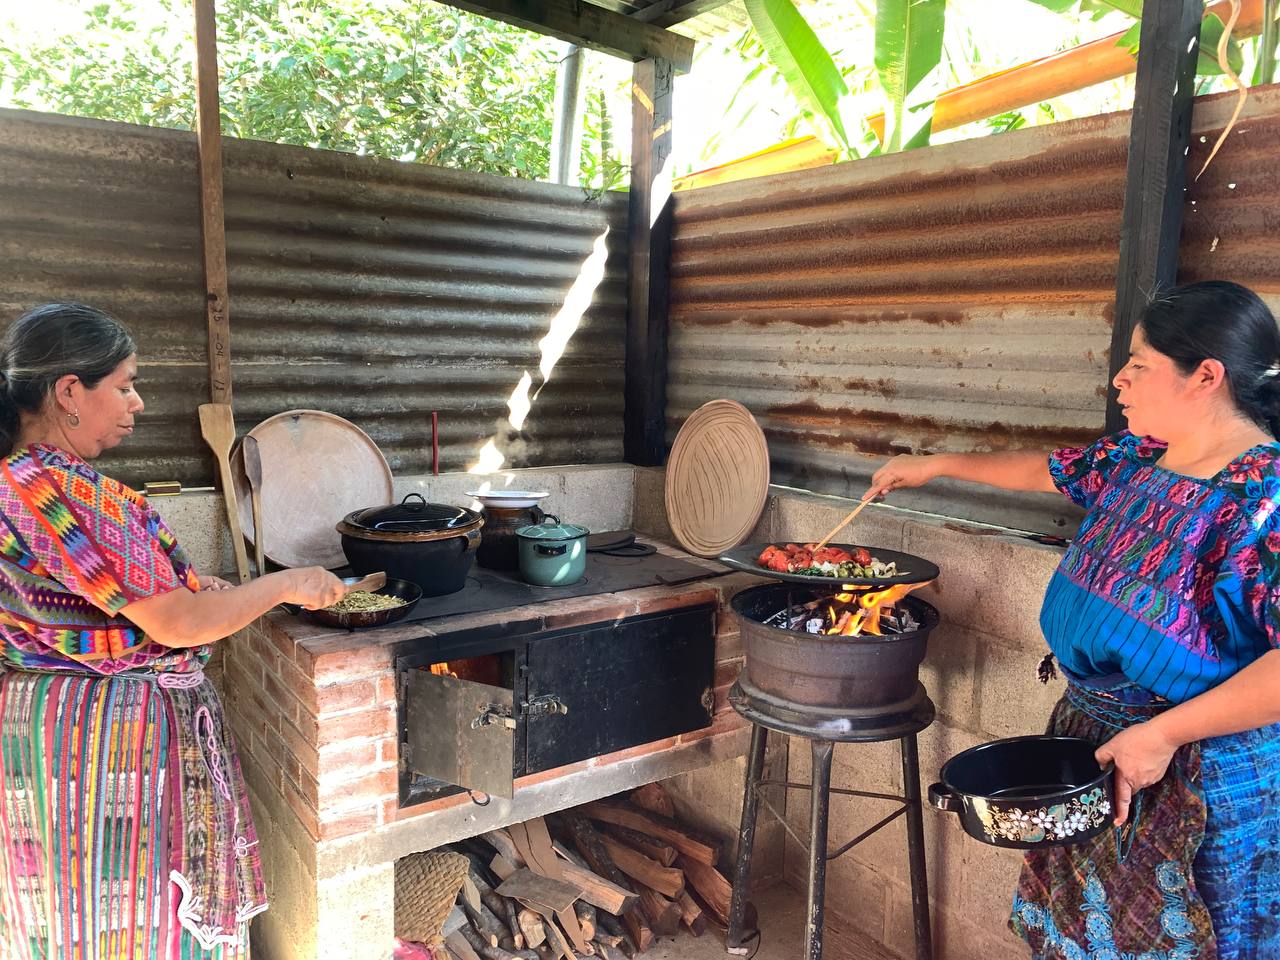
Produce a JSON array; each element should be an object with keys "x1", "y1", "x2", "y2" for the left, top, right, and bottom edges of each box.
[{"x1": 433, "y1": 783, "x2": 752, "y2": 960}]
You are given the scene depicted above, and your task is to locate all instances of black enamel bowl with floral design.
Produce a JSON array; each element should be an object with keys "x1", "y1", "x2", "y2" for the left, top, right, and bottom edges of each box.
[{"x1": 928, "y1": 736, "x2": 1115, "y2": 849}]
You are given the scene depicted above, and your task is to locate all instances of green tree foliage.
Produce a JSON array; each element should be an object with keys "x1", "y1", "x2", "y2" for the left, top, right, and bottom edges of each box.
[{"x1": 0, "y1": 0, "x2": 628, "y2": 187}]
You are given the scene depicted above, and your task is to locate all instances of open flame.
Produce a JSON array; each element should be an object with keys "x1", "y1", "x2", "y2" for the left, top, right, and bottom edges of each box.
[{"x1": 823, "y1": 583, "x2": 918, "y2": 637}]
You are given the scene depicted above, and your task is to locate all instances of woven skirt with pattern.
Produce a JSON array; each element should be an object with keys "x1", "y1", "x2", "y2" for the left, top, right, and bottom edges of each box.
[
  {"x1": 1010, "y1": 675, "x2": 1280, "y2": 960},
  {"x1": 0, "y1": 670, "x2": 255, "y2": 959}
]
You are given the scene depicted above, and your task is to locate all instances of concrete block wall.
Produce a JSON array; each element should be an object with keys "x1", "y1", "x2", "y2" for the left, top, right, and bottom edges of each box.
[
  {"x1": 634, "y1": 467, "x2": 1068, "y2": 959},
  {"x1": 151, "y1": 463, "x2": 636, "y2": 579}
]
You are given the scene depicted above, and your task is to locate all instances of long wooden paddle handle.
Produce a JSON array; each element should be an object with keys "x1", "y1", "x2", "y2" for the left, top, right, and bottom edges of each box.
[
  {"x1": 813, "y1": 496, "x2": 875, "y2": 553},
  {"x1": 214, "y1": 455, "x2": 252, "y2": 584},
  {"x1": 250, "y1": 489, "x2": 265, "y2": 577}
]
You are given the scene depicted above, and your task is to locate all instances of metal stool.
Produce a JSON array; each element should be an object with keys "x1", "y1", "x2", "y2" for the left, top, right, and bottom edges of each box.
[{"x1": 725, "y1": 677, "x2": 936, "y2": 960}]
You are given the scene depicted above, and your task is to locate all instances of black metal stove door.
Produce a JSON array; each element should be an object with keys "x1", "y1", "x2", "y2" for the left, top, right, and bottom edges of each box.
[
  {"x1": 523, "y1": 605, "x2": 715, "y2": 774},
  {"x1": 403, "y1": 669, "x2": 515, "y2": 797}
]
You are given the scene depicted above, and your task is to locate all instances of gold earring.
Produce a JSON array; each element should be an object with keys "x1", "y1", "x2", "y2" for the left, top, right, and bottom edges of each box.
[{"x1": 66, "y1": 410, "x2": 80, "y2": 428}]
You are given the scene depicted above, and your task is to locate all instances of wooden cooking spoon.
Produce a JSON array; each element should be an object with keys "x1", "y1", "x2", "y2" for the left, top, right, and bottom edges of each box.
[{"x1": 343, "y1": 571, "x2": 387, "y2": 595}]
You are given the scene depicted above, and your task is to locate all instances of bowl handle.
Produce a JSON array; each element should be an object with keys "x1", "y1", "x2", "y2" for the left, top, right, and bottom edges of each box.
[{"x1": 927, "y1": 782, "x2": 959, "y2": 812}]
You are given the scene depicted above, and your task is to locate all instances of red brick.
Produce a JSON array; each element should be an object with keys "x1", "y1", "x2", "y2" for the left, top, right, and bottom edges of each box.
[
  {"x1": 310, "y1": 645, "x2": 392, "y2": 685},
  {"x1": 278, "y1": 719, "x2": 321, "y2": 777},
  {"x1": 318, "y1": 740, "x2": 380, "y2": 779},
  {"x1": 375, "y1": 737, "x2": 398, "y2": 764},
  {"x1": 236, "y1": 740, "x2": 287, "y2": 810},
  {"x1": 225, "y1": 678, "x2": 275, "y2": 742},
  {"x1": 296, "y1": 769, "x2": 320, "y2": 807},
  {"x1": 714, "y1": 630, "x2": 744, "y2": 661},
  {"x1": 319, "y1": 807, "x2": 379, "y2": 841},
  {"x1": 320, "y1": 767, "x2": 398, "y2": 812},
  {"x1": 713, "y1": 659, "x2": 743, "y2": 688},
  {"x1": 374, "y1": 674, "x2": 396, "y2": 703},
  {"x1": 221, "y1": 648, "x2": 263, "y2": 692},
  {"x1": 380, "y1": 798, "x2": 399, "y2": 824},
  {"x1": 276, "y1": 655, "x2": 320, "y2": 715},
  {"x1": 254, "y1": 724, "x2": 286, "y2": 768},
  {"x1": 314, "y1": 679, "x2": 378, "y2": 717},
  {"x1": 262, "y1": 616, "x2": 305, "y2": 666},
  {"x1": 247, "y1": 629, "x2": 284, "y2": 678},
  {"x1": 713, "y1": 684, "x2": 734, "y2": 715},
  {"x1": 315, "y1": 707, "x2": 396, "y2": 749},
  {"x1": 248, "y1": 733, "x2": 284, "y2": 782},
  {"x1": 281, "y1": 777, "x2": 320, "y2": 841},
  {"x1": 260, "y1": 668, "x2": 304, "y2": 726}
]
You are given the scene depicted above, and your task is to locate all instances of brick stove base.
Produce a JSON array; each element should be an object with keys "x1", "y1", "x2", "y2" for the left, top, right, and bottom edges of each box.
[{"x1": 213, "y1": 539, "x2": 766, "y2": 960}]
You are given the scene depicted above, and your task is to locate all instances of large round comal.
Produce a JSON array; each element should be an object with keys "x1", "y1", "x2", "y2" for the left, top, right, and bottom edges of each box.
[
  {"x1": 731, "y1": 583, "x2": 939, "y2": 712},
  {"x1": 337, "y1": 494, "x2": 482, "y2": 597},
  {"x1": 928, "y1": 736, "x2": 1115, "y2": 849}
]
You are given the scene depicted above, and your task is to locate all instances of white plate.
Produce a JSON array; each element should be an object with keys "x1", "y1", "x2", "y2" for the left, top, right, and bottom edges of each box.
[{"x1": 466, "y1": 490, "x2": 551, "y2": 509}]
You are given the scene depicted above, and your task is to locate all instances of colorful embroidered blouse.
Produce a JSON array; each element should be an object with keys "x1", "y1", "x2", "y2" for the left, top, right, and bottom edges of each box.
[
  {"x1": 0, "y1": 443, "x2": 202, "y2": 674},
  {"x1": 1041, "y1": 431, "x2": 1280, "y2": 703}
]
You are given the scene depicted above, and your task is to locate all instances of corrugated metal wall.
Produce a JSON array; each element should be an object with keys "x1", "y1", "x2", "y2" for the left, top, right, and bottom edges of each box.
[
  {"x1": 667, "y1": 86, "x2": 1280, "y2": 535},
  {"x1": 0, "y1": 108, "x2": 627, "y2": 487}
]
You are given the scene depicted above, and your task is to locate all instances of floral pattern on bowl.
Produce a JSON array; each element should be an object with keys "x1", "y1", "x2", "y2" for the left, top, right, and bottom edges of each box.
[{"x1": 974, "y1": 787, "x2": 1112, "y2": 844}]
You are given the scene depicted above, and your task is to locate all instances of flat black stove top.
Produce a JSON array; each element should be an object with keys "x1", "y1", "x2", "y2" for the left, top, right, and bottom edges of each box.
[{"x1": 399, "y1": 538, "x2": 722, "y2": 623}]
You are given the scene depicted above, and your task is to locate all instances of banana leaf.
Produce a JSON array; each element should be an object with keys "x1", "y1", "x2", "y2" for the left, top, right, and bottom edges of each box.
[
  {"x1": 743, "y1": 0, "x2": 853, "y2": 155},
  {"x1": 1025, "y1": 1, "x2": 1242, "y2": 76},
  {"x1": 875, "y1": 0, "x2": 945, "y2": 153}
]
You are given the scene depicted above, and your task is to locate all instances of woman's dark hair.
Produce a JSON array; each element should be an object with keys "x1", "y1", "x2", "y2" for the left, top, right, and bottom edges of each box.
[
  {"x1": 1140, "y1": 280, "x2": 1280, "y2": 438},
  {"x1": 0, "y1": 302, "x2": 136, "y2": 455}
]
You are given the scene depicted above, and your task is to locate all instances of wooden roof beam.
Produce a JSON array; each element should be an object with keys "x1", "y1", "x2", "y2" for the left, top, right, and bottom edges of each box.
[
  {"x1": 632, "y1": 0, "x2": 737, "y2": 27},
  {"x1": 436, "y1": 0, "x2": 694, "y2": 72}
]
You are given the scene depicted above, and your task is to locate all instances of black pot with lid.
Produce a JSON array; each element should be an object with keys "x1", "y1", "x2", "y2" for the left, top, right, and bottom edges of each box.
[{"x1": 336, "y1": 493, "x2": 483, "y2": 597}]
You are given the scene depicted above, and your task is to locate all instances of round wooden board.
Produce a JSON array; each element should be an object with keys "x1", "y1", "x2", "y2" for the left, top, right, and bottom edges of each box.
[
  {"x1": 665, "y1": 399, "x2": 770, "y2": 558},
  {"x1": 231, "y1": 410, "x2": 393, "y2": 570}
]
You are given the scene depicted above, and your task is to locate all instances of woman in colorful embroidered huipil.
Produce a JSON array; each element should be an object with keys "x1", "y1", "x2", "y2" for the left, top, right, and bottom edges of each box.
[
  {"x1": 872, "y1": 281, "x2": 1280, "y2": 959},
  {"x1": 0, "y1": 303, "x2": 345, "y2": 959}
]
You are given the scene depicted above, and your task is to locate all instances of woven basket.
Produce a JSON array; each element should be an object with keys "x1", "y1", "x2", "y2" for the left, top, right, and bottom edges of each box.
[{"x1": 395, "y1": 850, "x2": 469, "y2": 945}]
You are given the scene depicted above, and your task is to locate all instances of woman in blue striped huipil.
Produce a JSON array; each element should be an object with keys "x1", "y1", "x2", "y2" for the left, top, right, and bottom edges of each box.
[{"x1": 872, "y1": 280, "x2": 1280, "y2": 959}]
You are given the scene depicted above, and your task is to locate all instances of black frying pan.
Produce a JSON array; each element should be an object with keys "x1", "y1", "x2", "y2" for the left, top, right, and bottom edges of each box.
[{"x1": 718, "y1": 543, "x2": 939, "y2": 589}]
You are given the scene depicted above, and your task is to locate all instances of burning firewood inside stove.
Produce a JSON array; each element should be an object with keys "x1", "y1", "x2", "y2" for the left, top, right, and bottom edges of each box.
[{"x1": 763, "y1": 584, "x2": 922, "y2": 637}]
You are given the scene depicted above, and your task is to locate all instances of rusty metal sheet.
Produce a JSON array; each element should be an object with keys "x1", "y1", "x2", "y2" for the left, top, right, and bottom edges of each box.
[
  {"x1": 1180, "y1": 85, "x2": 1280, "y2": 315},
  {"x1": 668, "y1": 87, "x2": 1280, "y2": 535},
  {"x1": 667, "y1": 110, "x2": 1142, "y2": 534},
  {"x1": 0, "y1": 108, "x2": 627, "y2": 488}
]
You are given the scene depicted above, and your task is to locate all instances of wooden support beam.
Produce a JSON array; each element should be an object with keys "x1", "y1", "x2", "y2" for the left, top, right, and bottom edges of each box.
[
  {"x1": 1105, "y1": 0, "x2": 1204, "y2": 434},
  {"x1": 623, "y1": 57, "x2": 674, "y2": 467},
  {"x1": 633, "y1": 0, "x2": 736, "y2": 27},
  {"x1": 435, "y1": 0, "x2": 694, "y2": 72},
  {"x1": 192, "y1": 0, "x2": 231, "y2": 404}
]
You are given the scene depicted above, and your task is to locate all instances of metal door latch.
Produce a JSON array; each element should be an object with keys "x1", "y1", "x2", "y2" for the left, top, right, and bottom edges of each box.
[
  {"x1": 522, "y1": 695, "x2": 569, "y2": 719},
  {"x1": 472, "y1": 703, "x2": 517, "y2": 731}
]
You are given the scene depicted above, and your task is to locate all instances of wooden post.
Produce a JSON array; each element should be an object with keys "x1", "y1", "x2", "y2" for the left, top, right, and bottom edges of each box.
[
  {"x1": 192, "y1": 0, "x2": 252, "y2": 582},
  {"x1": 623, "y1": 57, "x2": 674, "y2": 467},
  {"x1": 1105, "y1": 0, "x2": 1204, "y2": 433},
  {"x1": 192, "y1": 0, "x2": 232, "y2": 405}
]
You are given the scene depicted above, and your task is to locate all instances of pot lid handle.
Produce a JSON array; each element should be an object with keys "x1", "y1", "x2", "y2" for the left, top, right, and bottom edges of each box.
[{"x1": 402, "y1": 493, "x2": 428, "y2": 510}]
